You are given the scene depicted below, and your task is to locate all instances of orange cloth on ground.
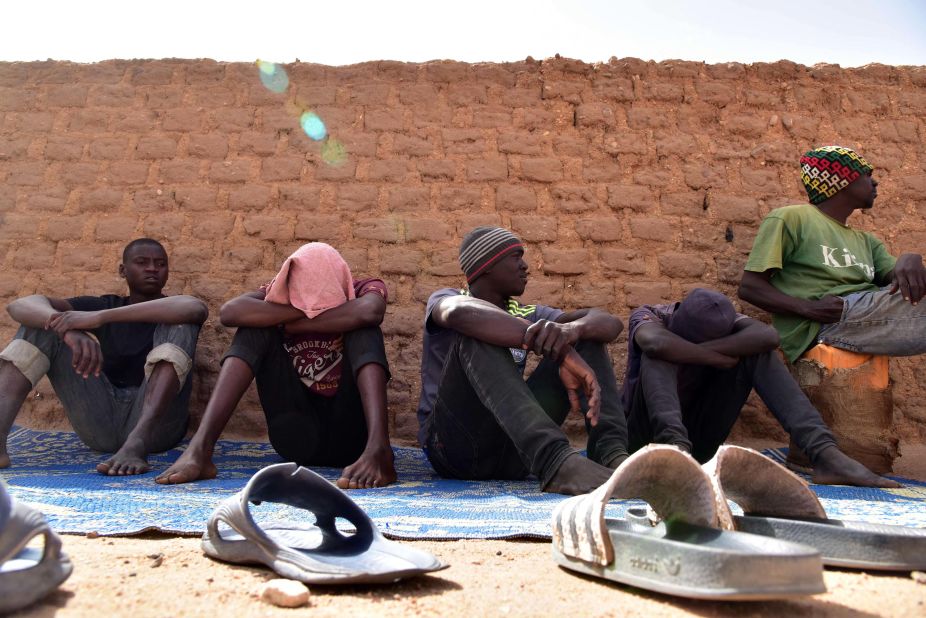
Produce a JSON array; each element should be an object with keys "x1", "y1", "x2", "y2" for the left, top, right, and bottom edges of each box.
[{"x1": 263, "y1": 243, "x2": 355, "y2": 318}]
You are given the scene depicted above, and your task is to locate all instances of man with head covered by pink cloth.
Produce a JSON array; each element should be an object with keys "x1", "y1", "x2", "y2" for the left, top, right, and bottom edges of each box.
[{"x1": 157, "y1": 243, "x2": 396, "y2": 489}]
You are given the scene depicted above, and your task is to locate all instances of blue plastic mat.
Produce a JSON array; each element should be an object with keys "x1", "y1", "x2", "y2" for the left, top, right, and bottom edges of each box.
[{"x1": 2, "y1": 427, "x2": 924, "y2": 538}]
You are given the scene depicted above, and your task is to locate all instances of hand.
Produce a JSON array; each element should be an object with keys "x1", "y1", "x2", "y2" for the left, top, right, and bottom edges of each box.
[
  {"x1": 46, "y1": 310, "x2": 104, "y2": 337},
  {"x1": 62, "y1": 330, "x2": 103, "y2": 378},
  {"x1": 282, "y1": 318, "x2": 312, "y2": 335},
  {"x1": 799, "y1": 296, "x2": 844, "y2": 324},
  {"x1": 558, "y1": 348, "x2": 601, "y2": 426},
  {"x1": 889, "y1": 253, "x2": 926, "y2": 304},
  {"x1": 522, "y1": 320, "x2": 579, "y2": 361},
  {"x1": 710, "y1": 352, "x2": 740, "y2": 370}
]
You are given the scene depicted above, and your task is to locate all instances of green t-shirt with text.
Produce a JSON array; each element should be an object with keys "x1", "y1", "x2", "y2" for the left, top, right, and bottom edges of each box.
[{"x1": 744, "y1": 204, "x2": 896, "y2": 361}]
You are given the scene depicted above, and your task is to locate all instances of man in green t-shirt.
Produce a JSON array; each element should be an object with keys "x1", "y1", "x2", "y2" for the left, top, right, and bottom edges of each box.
[{"x1": 739, "y1": 145, "x2": 925, "y2": 362}]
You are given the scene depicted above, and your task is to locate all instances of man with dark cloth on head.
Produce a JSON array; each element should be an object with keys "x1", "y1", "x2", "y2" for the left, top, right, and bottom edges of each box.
[
  {"x1": 416, "y1": 226, "x2": 630, "y2": 496},
  {"x1": 0, "y1": 238, "x2": 207, "y2": 476},
  {"x1": 623, "y1": 287, "x2": 898, "y2": 487}
]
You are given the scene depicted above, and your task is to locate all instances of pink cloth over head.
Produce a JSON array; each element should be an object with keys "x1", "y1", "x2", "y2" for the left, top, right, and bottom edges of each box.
[{"x1": 264, "y1": 243, "x2": 355, "y2": 318}]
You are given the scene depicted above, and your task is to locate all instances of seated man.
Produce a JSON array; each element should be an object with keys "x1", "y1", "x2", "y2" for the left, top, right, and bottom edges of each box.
[
  {"x1": 739, "y1": 145, "x2": 925, "y2": 364},
  {"x1": 417, "y1": 226, "x2": 629, "y2": 496},
  {"x1": 623, "y1": 287, "x2": 898, "y2": 487},
  {"x1": 0, "y1": 238, "x2": 207, "y2": 476},
  {"x1": 157, "y1": 243, "x2": 396, "y2": 489}
]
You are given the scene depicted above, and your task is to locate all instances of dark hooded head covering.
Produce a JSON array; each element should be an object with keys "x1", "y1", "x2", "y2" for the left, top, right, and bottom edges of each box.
[{"x1": 668, "y1": 288, "x2": 738, "y2": 343}]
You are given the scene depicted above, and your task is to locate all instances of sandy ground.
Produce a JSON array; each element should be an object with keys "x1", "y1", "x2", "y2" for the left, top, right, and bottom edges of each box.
[
  {"x1": 8, "y1": 440, "x2": 926, "y2": 617},
  {"x1": 11, "y1": 535, "x2": 926, "y2": 618}
]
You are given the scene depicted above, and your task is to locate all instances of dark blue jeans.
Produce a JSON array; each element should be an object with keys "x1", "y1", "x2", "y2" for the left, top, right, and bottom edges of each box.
[
  {"x1": 627, "y1": 350, "x2": 837, "y2": 463},
  {"x1": 423, "y1": 335, "x2": 629, "y2": 488},
  {"x1": 224, "y1": 326, "x2": 389, "y2": 467}
]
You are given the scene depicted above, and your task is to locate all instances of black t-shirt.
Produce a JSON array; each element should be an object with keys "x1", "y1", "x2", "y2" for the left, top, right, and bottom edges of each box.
[{"x1": 66, "y1": 295, "x2": 157, "y2": 388}]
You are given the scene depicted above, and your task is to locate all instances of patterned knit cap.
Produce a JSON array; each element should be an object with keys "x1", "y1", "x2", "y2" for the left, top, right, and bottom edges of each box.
[
  {"x1": 459, "y1": 226, "x2": 523, "y2": 284},
  {"x1": 800, "y1": 145, "x2": 873, "y2": 205}
]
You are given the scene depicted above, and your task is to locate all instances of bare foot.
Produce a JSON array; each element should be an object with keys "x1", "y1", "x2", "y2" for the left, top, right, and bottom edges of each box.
[
  {"x1": 155, "y1": 445, "x2": 217, "y2": 485},
  {"x1": 543, "y1": 453, "x2": 613, "y2": 496},
  {"x1": 97, "y1": 437, "x2": 152, "y2": 476},
  {"x1": 0, "y1": 447, "x2": 10, "y2": 469},
  {"x1": 336, "y1": 446, "x2": 397, "y2": 489},
  {"x1": 812, "y1": 446, "x2": 901, "y2": 488}
]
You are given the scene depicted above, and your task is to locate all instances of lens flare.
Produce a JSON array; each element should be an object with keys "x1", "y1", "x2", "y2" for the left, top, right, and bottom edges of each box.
[
  {"x1": 300, "y1": 112, "x2": 327, "y2": 141},
  {"x1": 321, "y1": 138, "x2": 347, "y2": 165},
  {"x1": 256, "y1": 61, "x2": 289, "y2": 94}
]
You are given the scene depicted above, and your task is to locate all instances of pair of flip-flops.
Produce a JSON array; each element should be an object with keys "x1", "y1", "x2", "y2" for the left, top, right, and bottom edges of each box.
[
  {"x1": 552, "y1": 445, "x2": 926, "y2": 600},
  {"x1": 203, "y1": 462, "x2": 446, "y2": 584},
  {"x1": 0, "y1": 481, "x2": 73, "y2": 613}
]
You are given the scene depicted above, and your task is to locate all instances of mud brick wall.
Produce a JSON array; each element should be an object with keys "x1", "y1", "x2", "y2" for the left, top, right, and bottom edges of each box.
[{"x1": 1, "y1": 58, "x2": 924, "y2": 446}]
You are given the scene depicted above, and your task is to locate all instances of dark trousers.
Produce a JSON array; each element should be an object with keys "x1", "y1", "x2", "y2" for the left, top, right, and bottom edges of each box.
[
  {"x1": 224, "y1": 326, "x2": 389, "y2": 467},
  {"x1": 423, "y1": 335, "x2": 628, "y2": 488},
  {"x1": 626, "y1": 350, "x2": 837, "y2": 463}
]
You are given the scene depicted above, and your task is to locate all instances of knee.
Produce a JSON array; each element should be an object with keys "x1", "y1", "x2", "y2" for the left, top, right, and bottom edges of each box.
[
  {"x1": 145, "y1": 343, "x2": 193, "y2": 385},
  {"x1": 153, "y1": 323, "x2": 201, "y2": 352},
  {"x1": 0, "y1": 336, "x2": 52, "y2": 388}
]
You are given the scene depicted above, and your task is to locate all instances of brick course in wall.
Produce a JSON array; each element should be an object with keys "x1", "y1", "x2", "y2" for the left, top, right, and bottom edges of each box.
[{"x1": 1, "y1": 57, "x2": 924, "y2": 446}]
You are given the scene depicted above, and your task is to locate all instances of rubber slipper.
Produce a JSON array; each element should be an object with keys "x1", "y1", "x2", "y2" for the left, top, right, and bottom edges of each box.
[
  {"x1": 0, "y1": 481, "x2": 73, "y2": 613},
  {"x1": 202, "y1": 462, "x2": 446, "y2": 584},
  {"x1": 552, "y1": 445, "x2": 824, "y2": 600},
  {"x1": 705, "y1": 445, "x2": 926, "y2": 571}
]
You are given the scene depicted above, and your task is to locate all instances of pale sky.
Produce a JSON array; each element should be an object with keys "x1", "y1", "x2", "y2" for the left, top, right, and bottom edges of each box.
[{"x1": 3, "y1": 0, "x2": 925, "y2": 67}]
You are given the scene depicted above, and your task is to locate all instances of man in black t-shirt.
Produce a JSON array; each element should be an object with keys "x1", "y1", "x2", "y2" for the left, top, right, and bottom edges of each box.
[
  {"x1": 417, "y1": 227, "x2": 630, "y2": 495},
  {"x1": 0, "y1": 239, "x2": 207, "y2": 476}
]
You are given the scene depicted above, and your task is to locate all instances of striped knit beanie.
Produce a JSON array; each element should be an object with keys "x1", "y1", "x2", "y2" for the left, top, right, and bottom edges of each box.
[
  {"x1": 800, "y1": 145, "x2": 873, "y2": 205},
  {"x1": 459, "y1": 227, "x2": 523, "y2": 284}
]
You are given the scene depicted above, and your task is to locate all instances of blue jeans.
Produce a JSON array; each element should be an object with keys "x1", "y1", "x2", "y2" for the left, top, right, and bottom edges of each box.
[
  {"x1": 423, "y1": 335, "x2": 629, "y2": 488},
  {"x1": 818, "y1": 287, "x2": 926, "y2": 356},
  {"x1": 0, "y1": 324, "x2": 198, "y2": 453}
]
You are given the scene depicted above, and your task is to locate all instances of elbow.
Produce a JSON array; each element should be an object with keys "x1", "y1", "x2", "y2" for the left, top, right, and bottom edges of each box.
[
  {"x1": 219, "y1": 299, "x2": 243, "y2": 326},
  {"x1": 184, "y1": 296, "x2": 209, "y2": 324},
  {"x1": 363, "y1": 304, "x2": 386, "y2": 328},
  {"x1": 639, "y1": 338, "x2": 668, "y2": 360},
  {"x1": 605, "y1": 315, "x2": 624, "y2": 342},
  {"x1": 761, "y1": 327, "x2": 780, "y2": 350},
  {"x1": 6, "y1": 300, "x2": 22, "y2": 320}
]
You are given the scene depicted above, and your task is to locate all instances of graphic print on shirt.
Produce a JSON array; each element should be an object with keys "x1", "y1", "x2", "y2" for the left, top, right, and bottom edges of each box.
[
  {"x1": 820, "y1": 245, "x2": 875, "y2": 280},
  {"x1": 283, "y1": 333, "x2": 344, "y2": 396}
]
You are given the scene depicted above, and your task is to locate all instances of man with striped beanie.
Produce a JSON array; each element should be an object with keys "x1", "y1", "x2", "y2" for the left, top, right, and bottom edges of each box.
[
  {"x1": 415, "y1": 226, "x2": 630, "y2": 495},
  {"x1": 740, "y1": 146, "x2": 925, "y2": 405}
]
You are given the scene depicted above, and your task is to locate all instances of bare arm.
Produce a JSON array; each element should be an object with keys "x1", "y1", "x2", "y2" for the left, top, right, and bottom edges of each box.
[
  {"x1": 522, "y1": 307, "x2": 623, "y2": 360},
  {"x1": 634, "y1": 322, "x2": 737, "y2": 369},
  {"x1": 219, "y1": 291, "x2": 304, "y2": 327},
  {"x1": 430, "y1": 295, "x2": 531, "y2": 348},
  {"x1": 739, "y1": 270, "x2": 844, "y2": 324},
  {"x1": 283, "y1": 293, "x2": 386, "y2": 334},
  {"x1": 555, "y1": 308, "x2": 623, "y2": 342},
  {"x1": 45, "y1": 296, "x2": 208, "y2": 336},
  {"x1": 7, "y1": 295, "x2": 73, "y2": 329},
  {"x1": 700, "y1": 318, "x2": 779, "y2": 357}
]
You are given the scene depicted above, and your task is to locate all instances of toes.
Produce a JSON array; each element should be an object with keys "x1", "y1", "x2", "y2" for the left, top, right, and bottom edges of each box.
[
  {"x1": 336, "y1": 477, "x2": 350, "y2": 489},
  {"x1": 96, "y1": 461, "x2": 113, "y2": 475}
]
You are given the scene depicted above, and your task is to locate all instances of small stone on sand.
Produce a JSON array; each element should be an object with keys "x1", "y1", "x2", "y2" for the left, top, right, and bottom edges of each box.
[
  {"x1": 912, "y1": 571, "x2": 926, "y2": 584},
  {"x1": 260, "y1": 579, "x2": 310, "y2": 608}
]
